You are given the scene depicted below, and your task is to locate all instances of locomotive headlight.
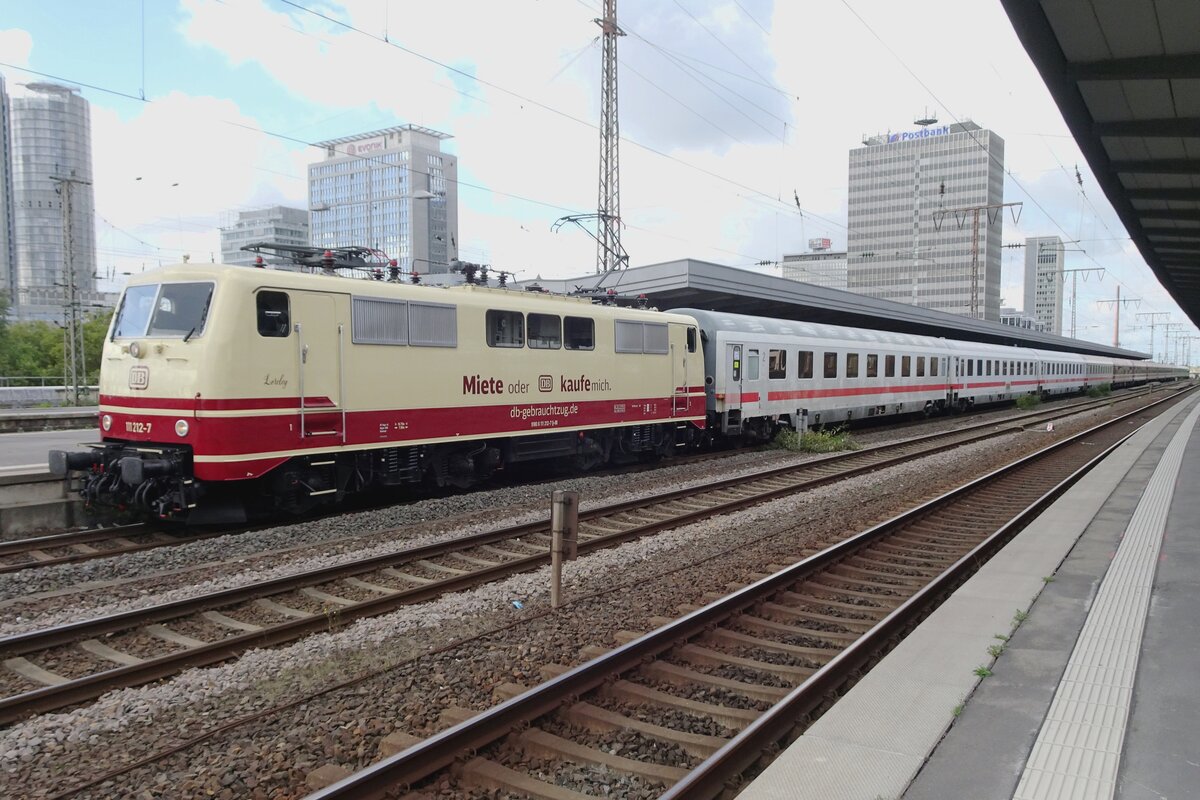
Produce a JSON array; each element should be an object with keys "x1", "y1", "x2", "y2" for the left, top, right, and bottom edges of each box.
[
  {"x1": 101, "y1": 414, "x2": 112, "y2": 431},
  {"x1": 175, "y1": 419, "x2": 190, "y2": 438},
  {"x1": 129, "y1": 341, "x2": 144, "y2": 359}
]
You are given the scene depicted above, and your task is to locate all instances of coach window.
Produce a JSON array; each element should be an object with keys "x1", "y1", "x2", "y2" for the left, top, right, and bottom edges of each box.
[
  {"x1": 846, "y1": 353, "x2": 859, "y2": 378},
  {"x1": 823, "y1": 352, "x2": 838, "y2": 379},
  {"x1": 527, "y1": 313, "x2": 561, "y2": 349},
  {"x1": 885, "y1": 354, "x2": 896, "y2": 378},
  {"x1": 977, "y1": 359, "x2": 983, "y2": 376},
  {"x1": 769, "y1": 349, "x2": 787, "y2": 379},
  {"x1": 486, "y1": 310, "x2": 524, "y2": 348},
  {"x1": 931, "y1": 357, "x2": 939, "y2": 377},
  {"x1": 967, "y1": 359, "x2": 973, "y2": 376},
  {"x1": 256, "y1": 291, "x2": 290, "y2": 337},
  {"x1": 866, "y1": 353, "x2": 878, "y2": 378},
  {"x1": 916, "y1": 356, "x2": 925, "y2": 377},
  {"x1": 686, "y1": 327, "x2": 698, "y2": 353},
  {"x1": 901, "y1": 355, "x2": 911, "y2": 377},
  {"x1": 563, "y1": 316, "x2": 594, "y2": 350},
  {"x1": 798, "y1": 350, "x2": 814, "y2": 379},
  {"x1": 1002, "y1": 361, "x2": 1007, "y2": 376},
  {"x1": 747, "y1": 350, "x2": 761, "y2": 380}
]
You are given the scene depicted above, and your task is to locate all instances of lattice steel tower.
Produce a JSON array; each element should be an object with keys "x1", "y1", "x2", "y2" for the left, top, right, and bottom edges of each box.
[{"x1": 594, "y1": 0, "x2": 625, "y2": 273}]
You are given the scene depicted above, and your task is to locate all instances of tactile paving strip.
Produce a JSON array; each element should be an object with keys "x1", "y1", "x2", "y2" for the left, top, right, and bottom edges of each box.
[{"x1": 1014, "y1": 403, "x2": 1200, "y2": 800}]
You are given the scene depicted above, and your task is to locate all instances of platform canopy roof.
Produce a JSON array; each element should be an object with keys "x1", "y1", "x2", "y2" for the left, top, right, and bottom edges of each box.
[
  {"x1": 1002, "y1": 0, "x2": 1200, "y2": 328},
  {"x1": 522, "y1": 259, "x2": 1150, "y2": 359}
]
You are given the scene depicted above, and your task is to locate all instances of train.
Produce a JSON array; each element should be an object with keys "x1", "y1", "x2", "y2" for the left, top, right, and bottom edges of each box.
[{"x1": 49, "y1": 261, "x2": 1187, "y2": 523}]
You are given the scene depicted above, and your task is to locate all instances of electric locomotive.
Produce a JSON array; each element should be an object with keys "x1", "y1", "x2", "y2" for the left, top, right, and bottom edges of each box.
[{"x1": 50, "y1": 260, "x2": 706, "y2": 522}]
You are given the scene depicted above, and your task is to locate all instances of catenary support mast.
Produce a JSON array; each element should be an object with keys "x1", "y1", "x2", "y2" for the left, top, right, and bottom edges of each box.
[{"x1": 595, "y1": 0, "x2": 625, "y2": 273}]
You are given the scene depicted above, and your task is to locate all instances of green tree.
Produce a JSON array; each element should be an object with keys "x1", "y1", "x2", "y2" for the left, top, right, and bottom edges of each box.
[{"x1": 83, "y1": 310, "x2": 114, "y2": 383}]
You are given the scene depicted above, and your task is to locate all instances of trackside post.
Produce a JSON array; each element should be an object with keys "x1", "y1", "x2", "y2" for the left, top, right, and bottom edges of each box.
[{"x1": 550, "y1": 490, "x2": 580, "y2": 608}]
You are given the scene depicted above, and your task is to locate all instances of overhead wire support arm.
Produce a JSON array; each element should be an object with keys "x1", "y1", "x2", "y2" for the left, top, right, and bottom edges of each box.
[{"x1": 932, "y1": 201, "x2": 1023, "y2": 319}]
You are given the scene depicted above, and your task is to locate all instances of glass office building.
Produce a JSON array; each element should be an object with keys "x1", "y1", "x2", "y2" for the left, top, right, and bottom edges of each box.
[
  {"x1": 10, "y1": 82, "x2": 97, "y2": 321},
  {"x1": 0, "y1": 75, "x2": 16, "y2": 309},
  {"x1": 308, "y1": 125, "x2": 458, "y2": 274},
  {"x1": 847, "y1": 121, "x2": 1005, "y2": 321},
  {"x1": 220, "y1": 205, "x2": 310, "y2": 267}
]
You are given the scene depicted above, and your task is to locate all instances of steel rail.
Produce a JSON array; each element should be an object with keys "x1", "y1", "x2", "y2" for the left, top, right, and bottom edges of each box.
[
  {"x1": 0, "y1": 387, "x2": 1185, "y2": 725},
  {"x1": 304, "y1": 389, "x2": 1186, "y2": 800},
  {"x1": 1, "y1": 387, "x2": 1162, "y2": 657}
]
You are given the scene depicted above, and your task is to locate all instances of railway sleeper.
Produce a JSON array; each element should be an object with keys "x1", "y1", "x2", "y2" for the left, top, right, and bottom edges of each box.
[
  {"x1": 847, "y1": 553, "x2": 942, "y2": 576},
  {"x1": 639, "y1": 660, "x2": 789, "y2": 704},
  {"x1": 756, "y1": 603, "x2": 868, "y2": 637},
  {"x1": 600, "y1": 680, "x2": 758, "y2": 732},
  {"x1": 792, "y1": 582, "x2": 897, "y2": 606},
  {"x1": 831, "y1": 563, "x2": 928, "y2": 587},
  {"x1": 565, "y1": 700, "x2": 728, "y2": 759},
  {"x1": 810, "y1": 574, "x2": 913, "y2": 598},
  {"x1": 779, "y1": 590, "x2": 890, "y2": 617},
  {"x1": 793, "y1": 580, "x2": 900, "y2": 607},
  {"x1": 516, "y1": 726, "x2": 690, "y2": 784},
  {"x1": 703, "y1": 628, "x2": 845, "y2": 663},
  {"x1": 731, "y1": 618, "x2": 842, "y2": 657},
  {"x1": 457, "y1": 756, "x2": 592, "y2": 800},
  {"x1": 674, "y1": 642, "x2": 815, "y2": 682}
]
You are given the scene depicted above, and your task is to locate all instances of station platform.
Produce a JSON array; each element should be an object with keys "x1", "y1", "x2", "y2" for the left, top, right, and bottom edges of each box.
[
  {"x1": 740, "y1": 389, "x2": 1200, "y2": 800},
  {"x1": 0, "y1": 405, "x2": 97, "y2": 434}
]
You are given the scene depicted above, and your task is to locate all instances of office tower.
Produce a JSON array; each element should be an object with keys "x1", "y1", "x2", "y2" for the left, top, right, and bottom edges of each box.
[
  {"x1": 848, "y1": 121, "x2": 1005, "y2": 321},
  {"x1": 11, "y1": 82, "x2": 96, "y2": 321},
  {"x1": 308, "y1": 124, "x2": 458, "y2": 274},
  {"x1": 0, "y1": 74, "x2": 15, "y2": 310},
  {"x1": 1024, "y1": 235, "x2": 1064, "y2": 335}
]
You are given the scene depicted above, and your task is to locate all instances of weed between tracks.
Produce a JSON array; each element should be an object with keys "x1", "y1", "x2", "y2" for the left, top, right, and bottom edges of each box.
[{"x1": 773, "y1": 426, "x2": 861, "y2": 454}]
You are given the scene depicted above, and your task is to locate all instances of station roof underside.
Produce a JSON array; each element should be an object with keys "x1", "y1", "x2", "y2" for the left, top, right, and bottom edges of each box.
[
  {"x1": 1002, "y1": 0, "x2": 1200, "y2": 329},
  {"x1": 526, "y1": 259, "x2": 1149, "y2": 359}
]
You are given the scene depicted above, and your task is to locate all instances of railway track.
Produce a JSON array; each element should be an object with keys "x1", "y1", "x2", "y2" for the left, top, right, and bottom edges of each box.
[
  {"x1": 0, "y1": 386, "x2": 1184, "y2": 725},
  {"x1": 0, "y1": 388, "x2": 1156, "y2": 575},
  {"x1": 304, "y1": 384, "x2": 1193, "y2": 799}
]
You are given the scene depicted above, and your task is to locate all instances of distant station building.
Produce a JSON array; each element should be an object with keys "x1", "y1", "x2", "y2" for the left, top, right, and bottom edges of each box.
[
  {"x1": 1024, "y1": 235, "x2": 1064, "y2": 335},
  {"x1": 308, "y1": 124, "x2": 458, "y2": 275},
  {"x1": 9, "y1": 82, "x2": 107, "y2": 322},
  {"x1": 781, "y1": 238, "x2": 848, "y2": 290},
  {"x1": 848, "y1": 120, "x2": 1006, "y2": 322},
  {"x1": 1000, "y1": 306, "x2": 1048, "y2": 332},
  {"x1": 219, "y1": 205, "x2": 310, "y2": 267}
]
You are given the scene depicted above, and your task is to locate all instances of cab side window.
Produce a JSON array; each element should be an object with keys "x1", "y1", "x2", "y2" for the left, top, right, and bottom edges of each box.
[
  {"x1": 257, "y1": 291, "x2": 290, "y2": 337},
  {"x1": 487, "y1": 310, "x2": 524, "y2": 347}
]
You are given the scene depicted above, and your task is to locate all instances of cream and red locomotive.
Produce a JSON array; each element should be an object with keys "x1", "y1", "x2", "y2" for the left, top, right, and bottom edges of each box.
[
  {"x1": 50, "y1": 260, "x2": 1185, "y2": 522},
  {"x1": 51, "y1": 262, "x2": 705, "y2": 521}
]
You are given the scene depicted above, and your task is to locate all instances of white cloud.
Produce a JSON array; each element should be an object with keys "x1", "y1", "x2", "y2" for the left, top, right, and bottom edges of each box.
[{"x1": 0, "y1": 28, "x2": 33, "y2": 69}]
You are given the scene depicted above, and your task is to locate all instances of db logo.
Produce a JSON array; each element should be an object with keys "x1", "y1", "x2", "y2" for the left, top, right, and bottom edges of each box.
[
  {"x1": 129, "y1": 365, "x2": 150, "y2": 390},
  {"x1": 538, "y1": 374, "x2": 553, "y2": 392}
]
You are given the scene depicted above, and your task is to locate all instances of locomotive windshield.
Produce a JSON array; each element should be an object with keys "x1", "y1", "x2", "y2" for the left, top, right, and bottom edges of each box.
[{"x1": 112, "y1": 282, "x2": 214, "y2": 339}]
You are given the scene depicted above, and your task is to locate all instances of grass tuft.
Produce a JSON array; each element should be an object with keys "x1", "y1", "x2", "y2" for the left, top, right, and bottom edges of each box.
[
  {"x1": 773, "y1": 426, "x2": 861, "y2": 453},
  {"x1": 1015, "y1": 394, "x2": 1041, "y2": 410}
]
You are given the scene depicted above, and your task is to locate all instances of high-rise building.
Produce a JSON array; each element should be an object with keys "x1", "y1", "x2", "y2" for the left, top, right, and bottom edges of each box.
[
  {"x1": 780, "y1": 250, "x2": 848, "y2": 290},
  {"x1": 847, "y1": 121, "x2": 1005, "y2": 321},
  {"x1": 10, "y1": 82, "x2": 97, "y2": 322},
  {"x1": 308, "y1": 124, "x2": 458, "y2": 275},
  {"x1": 1023, "y1": 235, "x2": 1063, "y2": 335},
  {"x1": 220, "y1": 205, "x2": 310, "y2": 267},
  {"x1": 0, "y1": 74, "x2": 17, "y2": 310}
]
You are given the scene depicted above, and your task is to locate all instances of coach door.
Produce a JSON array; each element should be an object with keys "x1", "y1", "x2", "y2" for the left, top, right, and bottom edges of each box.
[{"x1": 291, "y1": 291, "x2": 346, "y2": 442}]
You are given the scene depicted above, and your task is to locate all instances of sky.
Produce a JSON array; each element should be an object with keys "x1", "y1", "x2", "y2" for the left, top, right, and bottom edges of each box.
[{"x1": 1, "y1": 0, "x2": 1196, "y2": 359}]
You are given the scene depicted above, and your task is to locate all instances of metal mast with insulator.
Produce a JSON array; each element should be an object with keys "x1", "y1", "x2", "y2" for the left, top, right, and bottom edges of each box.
[{"x1": 595, "y1": 0, "x2": 625, "y2": 273}]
